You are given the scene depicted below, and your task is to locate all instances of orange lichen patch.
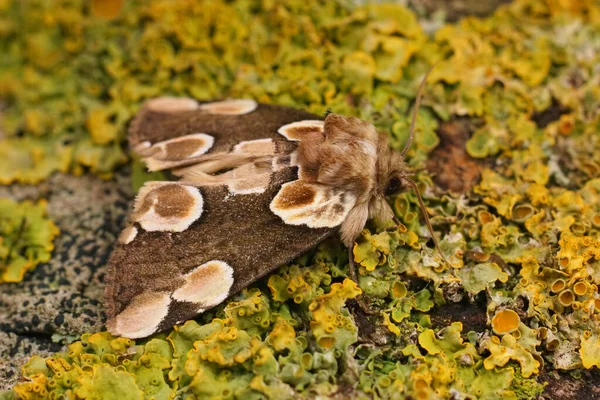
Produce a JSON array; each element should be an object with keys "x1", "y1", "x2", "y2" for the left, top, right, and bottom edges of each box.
[
  {"x1": 558, "y1": 290, "x2": 575, "y2": 307},
  {"x1": 145, "y1": 97, "x2": 199, "y2": 113},
  {"x1": 391, "y1": 281, "x2": 408, "y2": 299},
  {"x1": 199, "y1": 99, "x2": 257, "y2": 115},
  {"x1": 90, "y1": 0, "x2": 124, "y2": 19},
  {"x1": 141, "y1": 133, "x2": 214, "y2": 171},
  {"x1": 491, "y1": 309, "x2": 520, "y2": 335},
  {"x1": 117, "y1": 225, "x2": 138, "y2": 245},
  {"x1": 270, "y1": 180, "x2": 356, "y2": 228},
  {"x1": 559, "y1": 257, "x2": 569, "y2": 267},
  {"x1": 172, "y1": 261, "x2": 234, "y2": 308},
  {"x1": 132, "y1": 182, "x2": 203, "y2": 232},
  {"x1": 317, "y1": 336, "x2": 335, "y2": 349},
  {"x1": 558, "y1": 114, "x2": 575, "y2": 135},
  {"x1": 478, "y1": 211, "x2": 494, "y2": 224},
  {"x1": 277, "y1": 120, "x2": 325, "y2": 141},
  {"x1": 595, "y1": 299, "x2": 600, "y2": 311},
  {"x1": 108, "y1": 291, "x2": 171, "y2": 339},
  {"x1": 592, "y1": 214, "x2": 600, "y2": 228},
  {"x1": 511, "y1": 204, "x2": 535, "y2": 222},
  {"x1": 551, "y1": 279, "x2": 566, "y2": 293},
  {"x1": 573, "y1": 281, "x2": 588, "y2": 296}
]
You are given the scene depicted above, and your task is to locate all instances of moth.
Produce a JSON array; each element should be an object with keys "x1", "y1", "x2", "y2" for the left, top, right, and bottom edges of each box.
[{"x1": 105, "y1": 71, "x2": 446, "y2": 339}]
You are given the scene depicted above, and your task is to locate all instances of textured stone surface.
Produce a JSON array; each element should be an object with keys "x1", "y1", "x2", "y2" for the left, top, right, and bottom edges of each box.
[{"x1": 0, "y1": 171, "x2": 132, "y2": 390}]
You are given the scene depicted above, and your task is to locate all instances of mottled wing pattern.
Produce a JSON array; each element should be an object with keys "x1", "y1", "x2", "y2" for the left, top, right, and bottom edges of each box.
[{"x1": 105, "y1": 99, "x2": 345, "y2": 338}]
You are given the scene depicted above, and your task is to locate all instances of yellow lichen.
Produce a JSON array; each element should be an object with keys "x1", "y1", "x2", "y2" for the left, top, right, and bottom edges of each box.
[
  {"x1": 309, "y1": 279, "x2": 361, "y2": 351},
  {"x1": 481, "y1": 334, "x2": 540, "y2": 378},
  {"x1": 4, "y1": 0, "x2": 600, "y2": 397},
  {"x1": 0, "y1": 199, "x2": 59, "y2": 283},
  {"x1": 492, "y1": 310, "x2": 521, "y2": 335}
]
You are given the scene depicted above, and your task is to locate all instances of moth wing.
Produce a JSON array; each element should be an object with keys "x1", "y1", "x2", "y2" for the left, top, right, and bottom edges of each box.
[
  {"x1": 129, "y1": 97, "x2": 324, "y2": 171},
  {"x1": 106, "y1": 101, "x2": 339, "y2": 339}
]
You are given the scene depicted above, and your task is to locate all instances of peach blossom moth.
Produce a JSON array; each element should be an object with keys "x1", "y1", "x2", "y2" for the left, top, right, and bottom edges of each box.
[{"x1": 105, "y1": 72, "x2": 446, "y2": 339}]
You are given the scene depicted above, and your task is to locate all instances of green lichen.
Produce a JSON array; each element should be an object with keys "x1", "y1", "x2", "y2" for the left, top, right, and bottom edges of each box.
[
  {"x1": 0, "y1": 199, "x2": 59, "y2": 283},
  {"x1": 4, "y1": 0, "x2": 600, "y2": 397}
]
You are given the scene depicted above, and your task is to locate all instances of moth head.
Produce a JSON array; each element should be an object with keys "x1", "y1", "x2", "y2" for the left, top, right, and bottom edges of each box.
[
  {"x1": 376, "y1": 145, "x2": 411, "y2": 196},
  {"x1": 384, "y1": 173, "x2": 409, "y2": 197},
  {"x1": 360, "y1": 144, "x2": 412, "y2": 227}
]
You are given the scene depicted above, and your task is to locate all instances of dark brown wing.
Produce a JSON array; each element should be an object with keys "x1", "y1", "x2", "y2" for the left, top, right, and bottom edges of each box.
[
  {"x1": 105, "y1": 99, "x2": 335, "y2": 339},
  {"x1": 128, "y1": 98, "x2": 318, "y2": 166}
]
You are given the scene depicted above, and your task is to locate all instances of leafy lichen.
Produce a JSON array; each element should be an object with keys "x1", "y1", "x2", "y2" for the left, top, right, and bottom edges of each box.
[
  {"x1": 0, "y1": 199, "x2": 59, "y2": 283},
  {"x1": 3, "y1": 0, "x2": 600, "y2": 397}
]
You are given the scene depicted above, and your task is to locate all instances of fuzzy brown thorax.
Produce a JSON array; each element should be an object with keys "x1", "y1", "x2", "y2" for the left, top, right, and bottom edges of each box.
[{"x1": 296, "y1": 113, "x2": 409, "y2": 246}]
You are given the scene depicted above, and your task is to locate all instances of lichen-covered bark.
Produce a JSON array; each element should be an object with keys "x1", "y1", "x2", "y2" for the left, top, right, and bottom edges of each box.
[{"x1": 0, "y1": 172, "x2": 133, "y2": 391}]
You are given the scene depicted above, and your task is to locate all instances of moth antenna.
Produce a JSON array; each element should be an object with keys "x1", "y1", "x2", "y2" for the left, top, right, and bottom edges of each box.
[
  {"x1": 402, "y1": 177, "x2": 451, "y2": 267},
  {"x1": 400, "y1": 63, "x2": 437, "y2": 158}
]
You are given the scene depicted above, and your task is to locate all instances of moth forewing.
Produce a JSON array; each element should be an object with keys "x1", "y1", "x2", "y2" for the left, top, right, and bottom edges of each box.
[{"x1": 105, "y1": 102, "x2": 338, "y2": 338}]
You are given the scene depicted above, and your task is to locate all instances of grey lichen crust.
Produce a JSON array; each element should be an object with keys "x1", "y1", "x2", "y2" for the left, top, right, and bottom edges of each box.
[{"x1": 0, "y1": 172, "x2": 132, "y2": 391}]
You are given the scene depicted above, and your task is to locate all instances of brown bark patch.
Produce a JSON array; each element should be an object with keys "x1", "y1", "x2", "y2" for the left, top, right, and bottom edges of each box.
[{"x1": 427, "y1": 118, "x2": 483, "y2": 194}]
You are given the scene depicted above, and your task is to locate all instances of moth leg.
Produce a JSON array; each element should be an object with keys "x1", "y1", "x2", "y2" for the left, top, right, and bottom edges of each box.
[
  {"x1": 346, "y1": 245, "x2": 359, "y2": 282},
  {"x1": 347, "y1": 246, "x2": 377, "y2": 316},
  {"x1": 385, "y1": 215, "x2": 402, "y2": 232}
]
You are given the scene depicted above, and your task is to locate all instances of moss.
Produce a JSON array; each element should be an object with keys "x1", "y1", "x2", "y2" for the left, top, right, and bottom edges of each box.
[{"x1": 3, "y1": 0, "x2": 600, "y2": 398}]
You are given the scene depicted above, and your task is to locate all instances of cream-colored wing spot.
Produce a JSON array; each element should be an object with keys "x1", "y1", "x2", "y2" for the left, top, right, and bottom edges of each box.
[
  {"x1": 118, "y1": 225, "x2": 138, "y2": 245},
  {"x1": 225, "y1": 139, "x2": 276, "y2": 195},
  {"x1": 278, "y1": 120, "x2": 324, "y2": 141},
  {"x1": 140, "y1": 133, "x2": 214, "y2": 171},
  {"x1": 172, "y1": 261, "x2": 234, "y2": 308},
  {"x1": 200, "y1": 99, "x2": 257, "y2": 115},
  {"x1": 270, "y1": 180, "x2": 356, "y2": 228},
  {"x1": 228, "y1": 161, "x2": 272, "y2": 195},
  {"x1": 108, "y1": 291, "x2": 171, "y2": 339},
  {"x1": 132, "y1": 182, "x2": 203, "y2": 232},
  {"x1": 145, "y1": 97, "x2": 199, "y2": 113},
  {"x1": 132, "y1": 141, "x2": 151, "y2": 153},
  {"x1": 233, "y1": 138, "x2": 275, "y2": 156}
]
